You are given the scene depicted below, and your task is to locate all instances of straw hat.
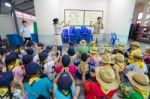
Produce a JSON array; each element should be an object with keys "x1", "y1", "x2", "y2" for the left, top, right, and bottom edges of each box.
[
  {"x1": 102, "y1": 44, "x2": 109, "y2": 47},
  {"x1": 132, "y1": 42, "x2": 140, "y2": 47},
  {"x1": 80, "y1": 40, "x2": 87, "y2": 45},
  {"x1": 116, "y1": 43, "x2": 124, "y2": 48},
  {"x1": 90, "y1": 41, "x2": 96, "y2": 46},
  {"x1": 90, "y1": 47, "x2": 98, "y2": 54},
  {"x1": 104, "y1": 47, "x2": 112, "y2": 53},
  {"x1": 115, "y1": 54, "x2": 125, "y2": 66},
  {"x1": 101, "y1": 55, "x2": 112, "y2": 64},
  {"x1": 144, "y1": 47, "x2": 150, "y2": 55},
  {"x1": 133, "y1": 53, "x2": 143, "y2": 59},
  {"x1": 96, "y1": 66, "x2": 120, "y2": 90},
  {"x1": 78, "y1": 62, "x2": 89, "y2": 74},
  {"x1": 116, "y1": 46, "x2": 124, "y2": 53},
  {"x1": 128, "y1": 71, "x2": 150, "y2": 91}
]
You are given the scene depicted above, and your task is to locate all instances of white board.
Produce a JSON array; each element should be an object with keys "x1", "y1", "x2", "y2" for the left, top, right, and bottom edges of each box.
[
  {"x1": 64, "y1": 10, "x2": 84, "y2": 25},
  {"x1": 84, "y1": 11, "x2": 103, "y2": 25}
]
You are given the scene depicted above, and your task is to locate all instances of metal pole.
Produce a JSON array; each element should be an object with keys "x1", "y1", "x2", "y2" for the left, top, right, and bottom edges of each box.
[{"x1": 11, "y1": 2, "x2": 19, "y2": 33}]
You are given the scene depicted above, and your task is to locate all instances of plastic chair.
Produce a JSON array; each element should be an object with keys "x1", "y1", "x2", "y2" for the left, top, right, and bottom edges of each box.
[
  {"x1": 62, "y1": 29, "x2": 69, "y2": 43},
  {"x1": 85, "y1": 29, "x2": 93, "y2": 43},
  {"x1": 109, "y1": 32, "x2": 120, "y2": 47},
  {"x1": 69, "y1": 27, "x2": 77, "y2": 44},
  {"x1": 76, "y1": 28, "x2": 82, "y2": 43}
]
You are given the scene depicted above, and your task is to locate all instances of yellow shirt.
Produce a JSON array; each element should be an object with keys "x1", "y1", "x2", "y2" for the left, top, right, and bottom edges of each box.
[{"x1": 128, "y1": 48, "x2": 141, "y2": 64}]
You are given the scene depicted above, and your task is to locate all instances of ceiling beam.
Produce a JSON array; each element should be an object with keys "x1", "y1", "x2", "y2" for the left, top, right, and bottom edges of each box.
[{"x1": 15, "y1": 0, "x2": 33, "y2": 7}]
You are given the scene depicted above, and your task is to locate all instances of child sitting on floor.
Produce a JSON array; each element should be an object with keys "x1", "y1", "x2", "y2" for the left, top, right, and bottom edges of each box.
[
  {"x1": 78, "y1": 40, "x2": 89, "y2": 58},
  {"x1": 128, "y1": 42, "x2": 141, "y2": 64},
  {"x1": 125, "y1": 53, "x2": 148, "y2": 74},
  {"x1": 76, "y1": 53, "x2": 90, "y2": 80},
  {"x1": 118, "y1": 71, "x2": 150, "y2": 99}
]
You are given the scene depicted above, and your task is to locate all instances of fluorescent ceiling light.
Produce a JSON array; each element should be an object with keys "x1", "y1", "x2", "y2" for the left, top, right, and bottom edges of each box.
[{"x1": 5, "y1": 2, "x2": 12, "y2": 8}]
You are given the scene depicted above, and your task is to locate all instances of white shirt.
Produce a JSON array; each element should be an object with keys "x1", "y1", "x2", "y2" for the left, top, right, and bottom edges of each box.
[
  {"x1": 126, "y1": 63, "x2": 148, "y2": 74},
  {"x1": 33, "y1": 54, "x2": 39, "y2": 63},
  {"x1": 53, "y1": 24, "x2": 62, "y2": 35},
  {"x1": 20, "y1": 26, "x2": 31, "y2": 38},
  {"x1": 43, "y1": 61, "x2": 55, "y2": 80}
]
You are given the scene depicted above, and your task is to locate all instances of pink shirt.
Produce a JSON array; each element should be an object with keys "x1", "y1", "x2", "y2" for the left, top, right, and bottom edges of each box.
[
  {"x1": 55, "y1": 65, "x2": 77, "y2": 77},
  {"x1": 12, "y1": 65, "x2": 25, "y2": 81}
]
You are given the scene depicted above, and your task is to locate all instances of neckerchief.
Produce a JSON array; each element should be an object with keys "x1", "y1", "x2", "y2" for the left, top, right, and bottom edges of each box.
[
  {"x1": 29, "y1": 77, "x2": 40, "y2": 85},
  {"x1": 8, "y1": 65, "x2": 15, "y2": 71},
  {"x1": 0, "y1": 87, "x2": 8, "y2": 98},
  {"x1": 134, "y1": 87, "x2": 149, "y2": 99},
  {"x1": 100, "y1": 85, "x2": 111, "y2": 94},
  {"x1": 61, "y1": 90, "x2": 69, "y2": 96},
  {"x1": 135, "y1": 62, "x2": 144, "y2": 69}
]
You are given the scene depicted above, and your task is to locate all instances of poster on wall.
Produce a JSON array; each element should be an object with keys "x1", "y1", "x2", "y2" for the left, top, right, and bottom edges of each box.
[
  {"x1": 84, "y1": 11, "x2": 103, "y2": 25},
  {"x1": 64, "y1": 10, "x2": 84, "y2": 25}
]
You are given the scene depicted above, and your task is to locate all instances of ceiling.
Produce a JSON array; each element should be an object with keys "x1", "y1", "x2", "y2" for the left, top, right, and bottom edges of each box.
[{"x1": 0, "y1": 0, "x2": 35, "y2": 16}]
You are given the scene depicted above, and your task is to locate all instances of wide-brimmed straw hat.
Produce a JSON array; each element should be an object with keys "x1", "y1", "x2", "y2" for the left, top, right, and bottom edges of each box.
[
  {"x1": 128, "y1": 71, "x2": 150, "y2": 91},
  {"x1": 144, "y1": 47, "x2": 150, "y2": 55},
  {"x1": 90, "y1": 41, "x2": 96, "y2": 46},
  {"x1": 78, "y1": 62, "x2": 89, "y2": 74},
  {"x1": 133, "y1": 53, "x2": 143, "y2": 59},
  {"x1": 131, "y1": 42, "x2": 140, "y2": 47},
  {"x1": 104, "y1": 47, "x2": 112, "y2": 53},
  {"x1": 101, "y1": 55, "x2": 112, "y2": 64},
  {"x1": 116, "y1": 46, "x2": 124, "y2": 53},
  {"x1": 116, "y1": 43, "x2": 124, "y2": 48},
  {"x1": 96, "y1": 66, "x2": 120, "y2": 90},
  {"x1": 90, "y1": 47, "x2": 98, "y2": 54},
  {"x1": 80, "y1": 40, "x2": 87, "y2": 45},
  {"x1": 115, "y1": 54, "x2": 125, "y2": 66}
]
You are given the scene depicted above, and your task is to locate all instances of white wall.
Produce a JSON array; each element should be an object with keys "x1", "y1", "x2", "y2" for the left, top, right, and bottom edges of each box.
[
  {"x1": 106, "y1": 0, "x2": 136, "y2": 43},
  {"x1": 34, "y1": 0, "x2": 60, "y2": 35},
  {"x1": 0, "y1": 14, "x2": 34, "y2": 39}
]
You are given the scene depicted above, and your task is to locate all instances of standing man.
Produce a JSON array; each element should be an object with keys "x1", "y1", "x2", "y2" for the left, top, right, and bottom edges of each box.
[
  {"x1": 90, "y1": 17, "x2": 104, "y2": 44},
  {"x1": 20, "y1": 20, "x2": 31, "y2": 44}
]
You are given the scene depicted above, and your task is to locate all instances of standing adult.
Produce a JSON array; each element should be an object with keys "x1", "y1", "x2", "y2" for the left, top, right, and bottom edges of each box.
[
  {"x1": 90, "y1": 17, "x2": 104, "y2": 44},
  {"x1": 53, "y1": 18, "x2": 69, "y2": 46},
  {"x1": 53, "y1": 18, "x2": 69, "y2": 54},
  {"x1": 20, "y1": 20, "x2": 31, "y2": 44}
]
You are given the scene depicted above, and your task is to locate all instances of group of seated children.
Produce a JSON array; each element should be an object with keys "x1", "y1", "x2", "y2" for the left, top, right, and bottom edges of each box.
[{"x1": 0, "y1": 39, "x2": 150, "y2": 99}]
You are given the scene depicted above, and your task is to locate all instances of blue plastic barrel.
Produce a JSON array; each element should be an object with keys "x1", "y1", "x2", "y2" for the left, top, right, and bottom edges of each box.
[{"x1": 7, "y1": 34, "x2": 24, "y2": 47}]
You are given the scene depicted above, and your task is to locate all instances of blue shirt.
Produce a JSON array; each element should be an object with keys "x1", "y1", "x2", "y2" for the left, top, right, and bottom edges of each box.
[
  {"x1": 24, "y1": 77, "x2": 53, "y2": 99},
  {"x1": 53, "y1": 84, "x2": 75, "y2": 99}
]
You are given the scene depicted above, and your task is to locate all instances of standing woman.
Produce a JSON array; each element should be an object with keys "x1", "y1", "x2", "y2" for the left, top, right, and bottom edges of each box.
[{"x1": 53, "y1": 18, "x2": 69, "y2": 49}]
